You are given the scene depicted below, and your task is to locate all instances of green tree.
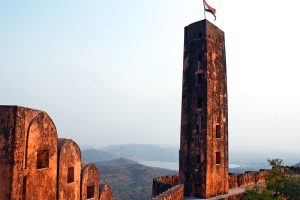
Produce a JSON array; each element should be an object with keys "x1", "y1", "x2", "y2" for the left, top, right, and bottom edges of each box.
[
  {"x1": 242, "y1": 186, "x2": 274, "y2": 200},
  {"x1": 242, "y1": 159, "x2": 300, "y2": 200}
]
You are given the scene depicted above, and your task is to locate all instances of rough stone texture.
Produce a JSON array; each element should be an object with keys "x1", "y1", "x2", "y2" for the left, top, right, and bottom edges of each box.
[
  {"x1": 81, "y1": 163, "x2": 100, "y2": 200},
  {"x1": 179, "y1": 19, "x2": 228, "y2": 198},
  {"x1": 152, "y1": 176, "x2": 179, "y2": 198},
  {"x1": 0, "y1": 106, "x2": 58, "y2": 200},
  {"x1": 284, "y1": 166, "x2": 300, "y2": 174},
  {"x1": 152, "y1": 184, "x2": 184, "y2": 200},
  {"x1": 99, "y1": 184, "x2": 113, "y2": 200},
  {"x1": 228, "y1": 170, "x2": 267, "y2": 189},
  {"x1": 25, "y1": 111, "x2": 58, "y2": 200},
  {"x1": 57, "y1": 138, "x2": 81, "y2": 200},
  {"x1": 0, "y1": 106, "x2": 116, "y2": 200},
  {"x1": 0, "y1": 106, "x2": 17, "y2": 200}
]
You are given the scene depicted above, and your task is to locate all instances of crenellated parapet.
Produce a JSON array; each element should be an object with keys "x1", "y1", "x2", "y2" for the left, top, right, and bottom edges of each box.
[
  {"x1": 283, "y1": 166, "x2": 300, "y2": 174},
  {"x1": 228, "y1": 170, "x2": 268, "y2": 189},
  {"x1": 152, "y1": 175, "x2": 179, "y2": 198},
  {"x1": 152, "y1": 184, "x2": 184, "y2": 200}
]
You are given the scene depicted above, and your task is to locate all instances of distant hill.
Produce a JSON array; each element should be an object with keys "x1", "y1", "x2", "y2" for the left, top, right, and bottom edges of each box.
[
  {"x1": 82, "y1": 144, "x2": 179, "y2": 163},
  {"x1": 82, "y1": 148, "x2": 114, "y2": 163},
  {"x1": 96, "y1": 158, "x2": 138, "y2": 167},
  {"x1": 102, "y1": 144, "x2": 178, "y2": 162},
  {"x1": 294, "y1": 163, "x2": 300, "y2": 167},
  {"x1": 95, "y1": 159, "x2": 177, "y2": 200}
]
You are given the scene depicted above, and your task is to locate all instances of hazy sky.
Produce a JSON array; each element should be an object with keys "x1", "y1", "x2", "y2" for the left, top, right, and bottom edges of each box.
[{"x1": 1, "y1": 0, "x2": 300, "y2": 153}]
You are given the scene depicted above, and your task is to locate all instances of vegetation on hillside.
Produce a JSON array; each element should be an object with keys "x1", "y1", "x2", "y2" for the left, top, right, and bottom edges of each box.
[
  {"x1": 242, "y1": 159, "x2": 300, "y2": 200},
  {"x1": 95, "y1": 159, "x2": 177, "y2": 200}
]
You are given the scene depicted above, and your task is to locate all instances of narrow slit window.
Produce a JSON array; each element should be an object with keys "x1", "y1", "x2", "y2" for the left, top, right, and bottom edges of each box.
[
  {"x1": 196, "y1": 155, "x2": 200, "y2": 164},
  {"x1": 197, "y1": 73, "x2": 204, "y2": 85},
  {"x1": 216, "y1": 152, "x2": 221, "y2": 165},
  {"x1": 37, "y1": 149, "x2": 49, "y2": 169},
  {"x1": 198, "y1": 32, "x2": 202, "y2": 39},
  {"x1": 67, "y1": 167, "x2": 74, "y2": 183},
  {"x1": 198, "y1": 54, "x2": 202, "y2": 62},
  {"x1": 216, "y1": 124, "x2": 221, "y2": 139},
  {"x1": 22, "y1": 176, "x2": 26, "y2": 200},
  {"x1": 197, "y1": 97, "x2": 202, "y2": 108},
  {"x1": 87, "y1": 185, "x2": 94, "y2": 199}
]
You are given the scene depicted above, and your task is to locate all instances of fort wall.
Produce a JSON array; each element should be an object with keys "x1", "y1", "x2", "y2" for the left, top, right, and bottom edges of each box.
[
  {"x1": 99, "y1": 184, "x2": 113, "y2": 200},
  {"x1": 0, "y1": 106, "x2": 115, "y2": 200},
  {"x1": 284, "y1": 166, "x2": 300, "y2": 174},
  {"x1": 152, "y1": 176, "x2": 179, "y2": 197},
  {"x1": 81, "y1": 163, "x2": 100, "y2": 200},
  {"x1": 153, "y1": 170, "x2": 269, "y2": 199},
  {"x1": 228, "y1": 170, "x2": 267, "y2": 189},
  {"x1": 57, "y1": 138, "x2": 81, "y2": 200},
  {"x1": 25, "y1": 112, "x2": 58, "y2": 200},
  {"x1": 152, "y1": 184, "x2": 184, "y2": 200}
]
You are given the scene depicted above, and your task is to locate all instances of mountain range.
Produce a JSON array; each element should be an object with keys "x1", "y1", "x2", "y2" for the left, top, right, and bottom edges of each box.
[
  {"x1": 82, "y1": 144, "x2": 178, "y2": 163},
  {"x1": 81, "y1": 144, "x2": 299, "y2": 200},
  {"x1": 95, "y1": 158, "x2": 176, "y2": 200}
]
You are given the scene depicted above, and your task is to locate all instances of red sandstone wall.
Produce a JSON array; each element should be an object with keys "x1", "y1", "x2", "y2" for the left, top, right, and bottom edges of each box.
[
  {"x1": 228, "y1": 170, "x2": 267, "y2": 189},
  {"x1": 13, "y1": 107, "x2": 42, "y2": 200},
  {"x1": 99, "y1": 184, "x2": 113, "y2": 200},
  {"x1": 0, "y1": 106, "x2": 57, "y2": 200},
  {"x1": 0, "y1": 106, "x2": 16, "y2": 200},
  {"x1": 152, "y1": 184, "x2": 184, "y2": 200},
  {"x1": 0, "y1": 106, "x2": 116, "y2": 200},
  {"x1": 179, "y1": 20, "x2": 228, "y2": 198},
  {"x1": 58, "y1": 139, "x2": 81, "y2": 200},
  {"x1": 81, "y1": 163, "x2": 100, "y2": 200},
  {"x1": 25, "y1": 112, "x2": 58, "y2": 200},
  {"x1": 205, "y1": 21, "x2": 229, "y2": 197},
  {"x1": 152, "y1": 176, "x2": 179, "y2": 197}
]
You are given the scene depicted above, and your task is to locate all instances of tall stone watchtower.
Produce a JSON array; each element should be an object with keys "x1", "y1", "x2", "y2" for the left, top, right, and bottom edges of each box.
[{"x1": 179, "y1": 20, "x2": 228, "y2": 198}]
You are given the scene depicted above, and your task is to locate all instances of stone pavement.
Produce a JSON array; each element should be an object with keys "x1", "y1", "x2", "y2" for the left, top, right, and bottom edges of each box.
[{"x1": 184, "y1": 187, "x2": 246, "y2": 200}]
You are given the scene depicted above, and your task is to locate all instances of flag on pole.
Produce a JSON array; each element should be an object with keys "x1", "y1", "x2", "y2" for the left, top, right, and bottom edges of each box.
[{"x1": 203, "y1": 0, "x2": 216, "y2": 20}]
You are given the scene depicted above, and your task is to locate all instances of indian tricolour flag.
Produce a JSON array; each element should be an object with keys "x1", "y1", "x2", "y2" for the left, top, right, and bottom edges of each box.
[{"x1": 203, "y1": 0, "x2": 216, "y2": 20}]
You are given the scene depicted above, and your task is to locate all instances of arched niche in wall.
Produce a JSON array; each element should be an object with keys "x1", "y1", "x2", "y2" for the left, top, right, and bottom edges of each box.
[
  {"x1": 81, "y1": 163, "x2": 100, "y2": 200},
  {"x1": 57, "y1": 138, "x2": 81, "y2": 200},
  {"x1": 99, "y1": 184, "x2": 113, "y2": 200},
  {"x1": 24, "y1": 112, "x2": 58, "y2": 200}
]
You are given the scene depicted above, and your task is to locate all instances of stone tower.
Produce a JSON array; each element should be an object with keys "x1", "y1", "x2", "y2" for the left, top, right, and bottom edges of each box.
[{"x1": 179, "y1": 20, "x2": 228, "y2": 198}]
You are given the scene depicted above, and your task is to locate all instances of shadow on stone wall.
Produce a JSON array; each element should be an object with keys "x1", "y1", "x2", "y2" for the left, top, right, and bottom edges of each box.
[{"x1": 0, "y1": 106, "x2": 115, "y2": 200}]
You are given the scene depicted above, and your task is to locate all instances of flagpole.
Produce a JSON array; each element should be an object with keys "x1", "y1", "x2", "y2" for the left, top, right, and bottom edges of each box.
[{"x1": 203, "y1": 0, "x2": 206, "y2": 20}]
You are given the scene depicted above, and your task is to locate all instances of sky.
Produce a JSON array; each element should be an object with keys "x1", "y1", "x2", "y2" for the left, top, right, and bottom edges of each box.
[{"x1": 1, "y1": 0, "x2": 300, "y2": 153}]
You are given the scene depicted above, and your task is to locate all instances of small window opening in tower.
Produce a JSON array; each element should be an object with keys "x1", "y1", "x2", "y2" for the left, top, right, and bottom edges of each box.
[
  {"x1": 87, "y1": 185, "x2": 95, "y2": 199},
  {"x1": 216, "y1": 124, "x2": 221, "y2": 139},
  {"x1": 37, "y1": 149, "x2": 49, "y2": 169},
  {"x1": 197, "y1": 73, "x2": 204, "y2": 85},
  {"x1": 198, "y1": 32, "x2": 202, "y2": 39},
  {"x1": 22, "y1": 176, "x2": 26, "y2": 200},
  {"x1": 198, "y1": 54, "x2": 202, "y2": 62},
  {"x1": 67, "y1": 167, "x2": 74, "y2": 183},
  {"x1": 196, "y1": 155, "x2": 200, "y2": 164},
  {"x1": 216, "y1": 152, "x2": 221, "y2": 165},
  {"x1": 195, "y1": 184, "x2": 201, "y2": 193},
  {"x1": 197, "y1": 97, "x2": 202, "y2": 108}
]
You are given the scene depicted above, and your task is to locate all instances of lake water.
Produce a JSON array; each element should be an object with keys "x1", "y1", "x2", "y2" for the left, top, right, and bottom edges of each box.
[{"x1": 138, "y1": 161, "x2": 240, "y2": 171}]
